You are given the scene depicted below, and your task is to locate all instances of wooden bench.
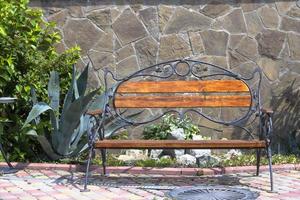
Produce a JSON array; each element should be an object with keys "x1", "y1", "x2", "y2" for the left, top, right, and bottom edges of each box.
[{"x1": 82, "y1": 59, "x2": 274, "y2": 191}]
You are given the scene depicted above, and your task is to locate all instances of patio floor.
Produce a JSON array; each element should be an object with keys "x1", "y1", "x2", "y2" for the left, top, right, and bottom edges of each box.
[{"x1": 0, "y1": 168, "x2": 300, "y2": 200}]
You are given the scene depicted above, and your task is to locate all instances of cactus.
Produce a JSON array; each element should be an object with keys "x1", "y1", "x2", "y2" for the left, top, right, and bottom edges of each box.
[{"x1": 23, "y1": 64, "x2": 98, "y2": 160}]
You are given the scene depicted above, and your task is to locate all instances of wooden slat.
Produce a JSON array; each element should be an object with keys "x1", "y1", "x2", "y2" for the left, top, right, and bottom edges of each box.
[
  {"x1": 114, "y1": 95, "x2": 251, "y2": 108},
  {"x1": 117, "y1": 80, "x2": 249, "y2": 93},
  {"x1": 94, "y1": 140, "x2": 266, "y2": 149}
]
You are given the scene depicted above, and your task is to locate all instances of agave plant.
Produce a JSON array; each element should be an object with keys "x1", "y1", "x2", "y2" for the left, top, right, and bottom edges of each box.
[
  {"x1": 23, "y1": 64, "x2": 143, "y2": 160},
  {"x1": 23, "y1": 64, "x2": 98, "y2": 160}
]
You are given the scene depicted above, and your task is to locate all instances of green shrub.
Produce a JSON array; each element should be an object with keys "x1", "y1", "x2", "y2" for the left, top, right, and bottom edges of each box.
[
  {"x1": 0, "y1": 0, "x2": 80, "y2": 161},
  {"x1": 143, "y1": 114, "x2": 200, "y2": 140}
]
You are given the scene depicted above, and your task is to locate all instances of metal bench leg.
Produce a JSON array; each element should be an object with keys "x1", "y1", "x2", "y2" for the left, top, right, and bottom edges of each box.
[
  {"x1": 101, "y1": 149, "x2": 107, "y2": 175},
  {"x1": 256, "y1": 149, "x2": 261, "y2": 176},
  {"x1": 267, "y1": 145, "x2": 274, "y2": 191},
  {"x1": 81, "y1": 147, "x2": 93, "y2": 192}
]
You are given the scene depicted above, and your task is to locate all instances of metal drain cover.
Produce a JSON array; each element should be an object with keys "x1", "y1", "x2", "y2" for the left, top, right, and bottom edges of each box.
[{"x1": 168, "y1": 186, "x2": 258, "y2": 200}]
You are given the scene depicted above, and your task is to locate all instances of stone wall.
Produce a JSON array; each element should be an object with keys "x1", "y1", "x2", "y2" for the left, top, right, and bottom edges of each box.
[{"x1": 30, "y1": 0, "x2": 300, "y2": 153}]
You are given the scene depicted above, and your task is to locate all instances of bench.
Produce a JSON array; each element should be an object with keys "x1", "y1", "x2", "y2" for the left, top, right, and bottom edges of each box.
[{"x1": 82, "y1": 59, "x2": 274, "y2": 191}]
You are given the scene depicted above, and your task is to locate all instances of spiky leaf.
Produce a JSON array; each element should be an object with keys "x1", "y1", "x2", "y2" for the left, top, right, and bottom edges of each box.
[
  {"x1": 30, "y1": 87, "x2": 40, "y2": 124},
  {"x1": 23, "y1": 102, "x2": 58, "y2": 132},
  {"x1": 104, "y1": 111, "x2": 143, "y2": 138},
  {"x1": 26, "y1": 130, "x2": 61, "y2": 160},
  {"x1": 76, "y1": 63, "x2": 89, "y2": 97},
  {"x1": 48, "y1": 71, "x2": 60, "y2": 112},
  {"x1": 61, "y1": 65, "x2": 76, "y2": 123},
  {"x1": 57, "y1": 89, "x2": 98, "y2": 155}
]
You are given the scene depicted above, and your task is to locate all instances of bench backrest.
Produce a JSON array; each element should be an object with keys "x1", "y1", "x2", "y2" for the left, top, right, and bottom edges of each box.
[{"x1": 104, "y1": 59, "x2": 262, "y2": 131}]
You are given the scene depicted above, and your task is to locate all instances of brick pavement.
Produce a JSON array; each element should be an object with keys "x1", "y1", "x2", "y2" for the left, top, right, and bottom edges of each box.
[{"x1": 0, "y1": 168, "x2": 300, "y2": 200}]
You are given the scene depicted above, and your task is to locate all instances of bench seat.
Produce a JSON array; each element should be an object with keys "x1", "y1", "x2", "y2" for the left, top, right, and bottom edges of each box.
[{"x1": 94, "y1": 140, "x2": 266, "y2": 149}]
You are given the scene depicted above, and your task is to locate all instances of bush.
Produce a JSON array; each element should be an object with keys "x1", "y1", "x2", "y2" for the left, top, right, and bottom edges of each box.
[
  {"x1": 143, "y1": 114, "x2": 200, "y2": 140},
  {"x1": 0, "y1": 0, "x2": 80, "y2": 161}
]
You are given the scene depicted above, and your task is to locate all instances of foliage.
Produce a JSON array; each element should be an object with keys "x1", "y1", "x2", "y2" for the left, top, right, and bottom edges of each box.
[
  {"x1": 135, "y1": 157, "x2": 176, "y2": 168},
  {"x1": 143, "y1": 114, "x2": 200, "y2": 140},
  {"x1": 23, "y1": 65, "x2": 98, "y2": 160},
  {"x1": 220, "y1": 154, "x2": 300, "y2": 167},
  {"x1": 0, "y1": 0, "x2": 80, "y2": 161}
]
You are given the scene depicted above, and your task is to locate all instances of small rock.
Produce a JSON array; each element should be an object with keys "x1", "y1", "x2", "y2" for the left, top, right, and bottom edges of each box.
[
  {"x1": 224, "y1": 149, "x2": 242, "y2": 160},
  {"x1": 174, "y1": 150, "x2": 185, "y2": 158},
  {"x1": 160, "y1": 155, "x2": 172, "y2": 160},
  {"x1": 177, "y1": 154, "x2": 197, "y2": 166},
  {"x1": 170, "y1": 128, "x2": 185, "y2": 140},
  {"x1": 150, "y1": 149, "x2": 163, "y2": 160},
  {"x1": 197, "y1": 155, "x2": 220, "y2": 167}
]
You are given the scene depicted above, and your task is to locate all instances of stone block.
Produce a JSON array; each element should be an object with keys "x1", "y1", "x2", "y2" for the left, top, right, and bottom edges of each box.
[
  {"x1": 244, "y1": 11, "x2": 264, "y2": 38},
  {"x1": 116, "y1": 56, "x2": 139, "y2": 78},
  {"x1": 256, "y1": 30, "x2": 285, "y2": 59},
  {"x1": 236, "y1": 36, "x2": 259, "y2": 61},
  {"x1": 257, "y1": 57, "x2": 280, "y2": 81},
  {"x1": 116, "y1": 44, "x2": 135, "y2": 62},
  {"x1": 63, "y1": 19, "x2": 104, "y2": 54},
  {"x1": 288, "y1": 33, "x2": 300, "y2": 60},
  {"x1": 158, "y1": 34, "x2": 192, "y2": 62},
  {"x1": 88, "y1": 50, "x2": 115, "y2": 70},
  {"x1": 200, "y1": 1, "x2": 232, "y2": 18},
  {"x1": 112, "y1": 8, "x2": 147, "y2": 45},
  {"x1": 189, "y1": 32, "x2": 204, "y2": 55},
  {"x1": 164, "y1": 7, "x2": 212, "y2": 34},
  {"x1": 139, "y1": 7, "x2": 159, "y2": 40},
  {"x1": 87, "y1": 9, "x2": 112, "y2": 31},
  {"x1": 200, "y1": 30, "x2": 229, "y2": 56},
  {"x1": 134, "y1": 36, "x2": 159, "y2": 68},
  {"x1": 258, "y1": 6, "x2": 279, "y2": 29},
  {"x1": 158, "y1": 5, "x2": 174, "y2": 32},
  {"x1": 221, "y1": 9, "x2": 247, "y2": 34},
  {"x1": 280, "y1": 16, "x2": 300, "y2": 34}
]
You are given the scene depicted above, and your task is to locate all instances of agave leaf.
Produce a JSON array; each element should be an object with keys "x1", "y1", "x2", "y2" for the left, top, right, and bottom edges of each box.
[
  {"x1": 57, "y1": 89, "x2": 98, "y2": 155},
  {"x1": 77, "y1": 63, "x2": 89, "y2": 97},
  {"x1": 26, "y1": 130, "x2": 62, "y2": 160},
  {"x1": 61, "y1": 65, "x2": 76, "y2": 123},
  {"x1": 87, "y1": 93, "x2": 107, "y2": 112},
  {"x1": 70, "y1": 115, "x2": 90, "y2": 148},
  {"x1": 30, "y1": 87, "x2": 40, "y2": 124},
  {"x1": 104, "y1": 111, "x2": 143, "y2": 138},
  {"x1": 23, "y1": 102, "x2": 58, "y2": 131},
  {"x1": 68, "y1": 136, "x2": 88, "y2": 157},
  {"x1": 48, "y1": 71, "x2": 60, "y2": 112}
]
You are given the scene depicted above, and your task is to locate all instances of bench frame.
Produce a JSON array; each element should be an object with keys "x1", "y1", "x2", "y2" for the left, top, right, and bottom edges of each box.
[{"x1": 82, "y1": 59, "x2": 274, "y2": 192}]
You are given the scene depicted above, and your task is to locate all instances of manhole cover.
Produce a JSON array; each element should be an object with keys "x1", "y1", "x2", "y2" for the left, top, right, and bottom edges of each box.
[{"x1": 168, "y1": 186, "x2": 258, "y2": 200}]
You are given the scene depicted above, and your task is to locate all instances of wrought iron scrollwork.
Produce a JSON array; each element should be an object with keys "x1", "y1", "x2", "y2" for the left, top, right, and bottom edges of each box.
[{"x1": 102, "y1": 59, "x2": 262, "y2": 139}]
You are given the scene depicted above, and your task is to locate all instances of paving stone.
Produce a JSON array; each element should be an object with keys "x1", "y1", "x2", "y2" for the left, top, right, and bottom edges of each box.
[
  {"x1": 280, "y1": 16, "x2": 300, "y2": 34},
  {"x1": 158, "y1": 5, "x2": 174, "y2": 32},
  {"x1": 287, "y1": 33, "x2": 300, "y2": 60},
  {"x1": 200, "y1": 1, "x2": 232, "y2": 18},
  {"x1": 244, "y1": 11, "x2": 264, "y2": 38},
  {"x1": 139, "y1": 7, "x2": 159, "y2": 40},
  {"x1": 134, "y1": 36, "x2": 158, "y2": 67}
]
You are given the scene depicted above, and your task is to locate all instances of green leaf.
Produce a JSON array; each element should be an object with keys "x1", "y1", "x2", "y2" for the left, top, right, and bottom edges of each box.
[
  {"x1": 0, "y1": 26, "x2": 6, "y2": 36},
  {"x1": 105, "y1": 111, "x2": 143, "y2": 138},
  {"x1": 47, "y1": 71, "x2": 60, "y2": 112},
  {"x1": 22, "y1": 102, "x2": 58, "y2": 132},
  {"x1": 26, "y1": 129, "x2": 62, "y2": 160},
  {"x1": 57, "y1": 89, "x2": 98, "y2": 155},
  {"x1": 61, "y1": 65, "x2": 76, "y2": 122},
  {"x1": 76, "y1": 63, "x2": 89, "y2": 97}
]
